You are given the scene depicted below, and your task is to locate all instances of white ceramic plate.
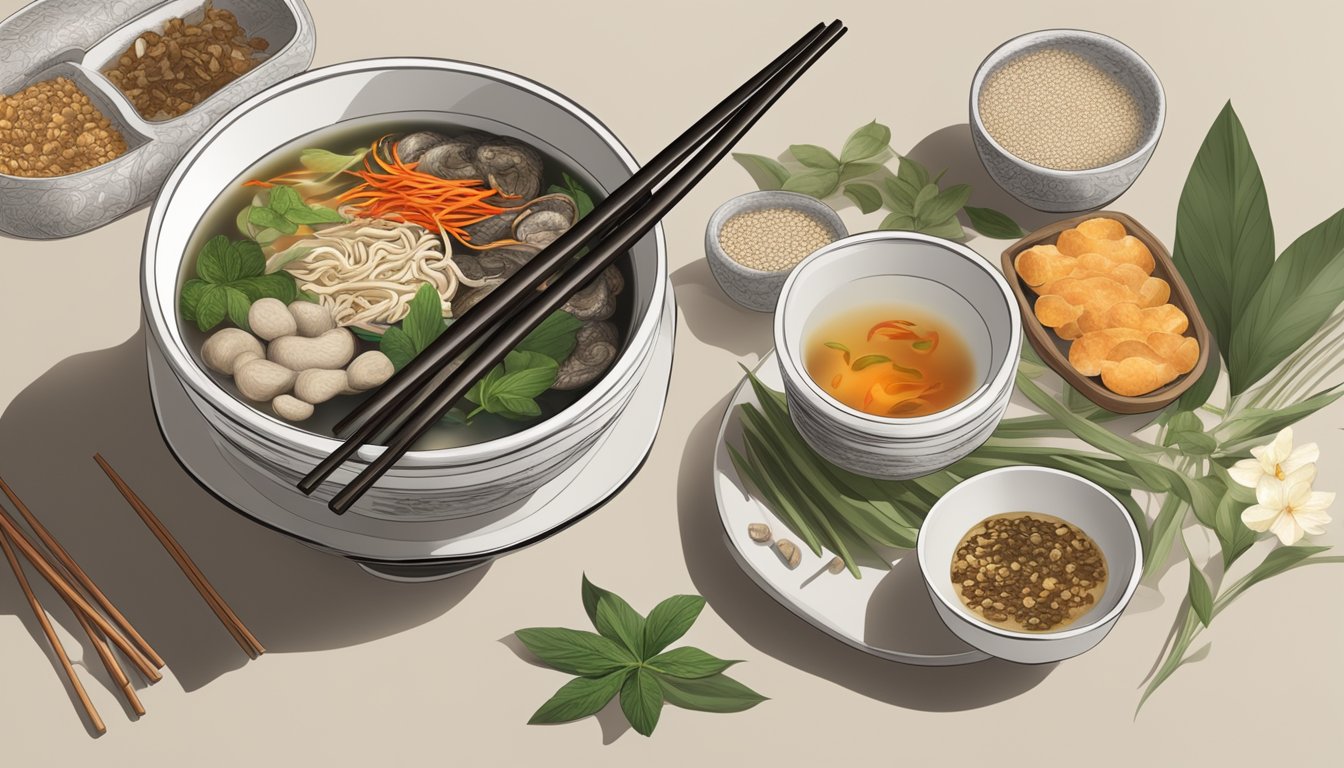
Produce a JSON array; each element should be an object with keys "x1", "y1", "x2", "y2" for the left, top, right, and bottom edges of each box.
[
  {"x1": 148, "y1": 287, "x2": 675, "y2": 564},
  {"x1": 713, "y1": 351, "x2": 990, "y2": 666}
]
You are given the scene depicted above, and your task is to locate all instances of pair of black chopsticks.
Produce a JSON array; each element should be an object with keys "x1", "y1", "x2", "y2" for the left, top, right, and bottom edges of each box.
[{"x1": 299, "y1": 20, "x2": 848, "y2": 514}]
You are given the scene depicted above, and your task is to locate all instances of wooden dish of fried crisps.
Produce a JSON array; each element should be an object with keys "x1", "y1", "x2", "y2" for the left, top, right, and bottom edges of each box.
[{"x1": 1001, "y1": 212, "x2": 1211, "y2": 414}]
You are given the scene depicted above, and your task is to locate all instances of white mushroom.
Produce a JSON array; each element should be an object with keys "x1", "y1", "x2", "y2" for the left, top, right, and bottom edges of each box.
[
  {"x1": 268, "y1": 328, "x2": 355, "y2": 371},
  {"x1": 234, "y1": 358, "x2": 297, "y2": 401},
  {"x1": 248, "y1": 298, "x2": 297, "y2": 341},
  {"x1": 346, "y1": 351, "x2": 394, "y2": 391},
  {"x1": 201, "y1": 328, "x2": 264, "y2": 375},
  {"x1": 294, "y1": 368, "x2": 350, "y2": 404},
  {"x1": 272, "y1": 394, "x2": 314, "y2": 422},
  {"x1": 288, "y1": 300, "x2": 336, "y2": 338}
]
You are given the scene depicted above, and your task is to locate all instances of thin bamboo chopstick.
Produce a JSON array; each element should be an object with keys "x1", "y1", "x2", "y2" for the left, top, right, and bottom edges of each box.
[
  {"x1": 0, "y1": 475, "x2": 164, "y2": 670},
  {"x1": 93, "y1": 454, "x2": 265, "y2": 659},
  {"x1": 0, "y1": 526, "x2": 106, "y2": 735},
  {"x1": 0, "y1": 504, "x2": 162, "y2": 682},
  {"x1": 71, "y1": 608, "x2": 145, "y2": 717}
]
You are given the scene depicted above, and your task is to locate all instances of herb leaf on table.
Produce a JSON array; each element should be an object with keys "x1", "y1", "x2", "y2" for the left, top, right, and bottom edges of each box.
[
  {"x1": 515, "y1": 575, "x2": 766, "y2": 737},
  {"x1": 180, "y1": 235, "x2": 300, "y2": 332}
]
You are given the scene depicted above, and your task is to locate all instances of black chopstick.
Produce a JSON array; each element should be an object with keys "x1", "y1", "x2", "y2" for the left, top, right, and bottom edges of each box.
[
  {"x1": 319, "y1": 21, "x2": 847, "y2": 514},
  {"x1": 311, "y1": 21, "x2": 832, "y2": 481}
]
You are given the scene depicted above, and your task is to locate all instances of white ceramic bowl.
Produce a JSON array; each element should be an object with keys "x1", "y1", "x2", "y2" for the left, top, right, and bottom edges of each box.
[
  {"x1": 969, "y1": 29, "x2": 1165, "y2": 213},
  {"x1": 141, "y1": 58, "x2": 668, "y2": 521},
  {"x1": 917, "y1": 466, "x2": 1143, "y2": 664},
  {"x1": 704, "y1": 190, "x2": 846, "y2": 312},
  {"x1": 773, "y1": 231, "x2": 1021, "y2": 480}
]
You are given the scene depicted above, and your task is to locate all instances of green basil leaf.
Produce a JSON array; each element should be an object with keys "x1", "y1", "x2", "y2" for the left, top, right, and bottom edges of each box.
[
  {"x1": 1229, "y1": 207, "x2": 1344, "y2": 393},
  {"x1": 1172, "y1": 102, "x2": 1275, "y2": 371},
  {"x1": 732, "y1": 153, "x2": 790, "y2": 190},
  {"x1": 964, "y1": 206, "x2": 1026, "y2": 239},
  {"x1": 884, "y1": 176, "x2": 919, "y2": 210},
  {"x1": 656, "y1": 673, "x2": 767, "y2": 713},
  {"x1": 788, "y1": 143, "x2": 839, "y2": 169},
  {"x1": 642, "y1": 595, "x2": 705, "y2": 656},
  {"x1": 838, "y1": 161, "x2": 883, "y2": 183},
  {"x1": 840, "y1": 120, "x2": 891, "y2": 163},
  {"x1": 490, "y1": 393, "x2": 544, "y2": 420},
  {"x1": 851, "y1": 354, "x2": 891, "y2": 371},
  {"x1": 527, "y1": 670, "x2": 628, "y2": 725},
  {"x1": 841, "y1": 183, "x2": 883, "y2": 214},
  {"x1": 879, "y1": 212, "x2": 916, "y2": 231},
  {"x1": 781, "y1": 168, "x2": 839, "y2": 198},
  {"x1": 595, "y1": 593, "x2": 647, "y2": 657},
  {"x1": 194, "y1": 284, "x2": 228, "y2": 332},
  {"x1": 464, "y1": 364, "x2": 502, "y2": 406},
  {"x1": 197, "y1": 235, "x2": 238, "y2": 284},
  {"x1": 581, "y1": 574, "x2": 616, "y2": 629},
  {"x1": 619, "y1": 668, "x2": 663, "y2": 737},
  {"x1": 491, "y1": 350, "x2": 558, "y2": 399},
  {"x1": 516, "y1": 310, "x2": 583, "y2": 362},
  {"x1": 562, "y1": 173, "x2": 595, "y2": 219},
  {"x1": 180, "y1": 278, "x2": 208, "y2": 324},
  {"x1": 267, "y1": 184, "x2": 302, "y2": 214},
  {"x1": 249, "y1": 206, "x2": 298, "y2": 235},
  {"x1": 646, "y1": 646, "x2": 737, "y2": 679},
  {"x1": 285, "y1": 204, "x2": 346, "y2": 225},
  {"x1": 402, "y1": 283, "x2": 447, "y2": 352},
  {"x1": 379, "y1": 326, "x2": 417, "y2": 371},
  {"x1": 224, "y1": 287, "x2": 252, "y2": 331},
  {"x1": 232, "y1": 273, "x2": 298, "y2": 304},
  {"x1": 1187, "y1": 561, "x2": 1213, "y2": 627},
  {"x1": 912, "y1": 183, "x2": 939, "y2": 216},
  {"x1": 921, "y1": 184, "x2": 972, "y2": 225},
  {"x1": 234, "y1": 239, "x2": 266, "y2": 278},
  {"x1": 299, "y1": 147, "x2": 366, "y2": 173},
  {"x1": 350, "y1": 326, "x2": 383, "y2": 342},
  {"x1": 918, "y1": 217, "x2": 966, "y2": 240},
  {"x1": 896, "y1": 155, "x2": 929, "y2": 189},
  {"x1": 514, "y1": 627, "x2": 637, "y2": 676}
]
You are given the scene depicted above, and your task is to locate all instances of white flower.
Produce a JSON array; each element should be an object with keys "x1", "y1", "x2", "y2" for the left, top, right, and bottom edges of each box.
[
  {"x1": 1241, "y1": 464, "x2": 1334, "y2": 546},
  {"x1": 1228, "y1": 427, "x2": 1319, "y2": 490}
]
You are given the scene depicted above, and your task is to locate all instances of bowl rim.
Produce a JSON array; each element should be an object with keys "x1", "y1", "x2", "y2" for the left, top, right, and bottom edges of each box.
[
  {"x1": 141, "y1": 56, "x2": 667, "y2": 467},
  {"x1": 968, "y1": 28, "x2": 1166, "y2": 178},
  {"x1": 915, "y1": 465, "x2": 1144, "y2": 642},
  {"x1": 773, "y1": 230, "x2": 1021, "y2": 435},
  {"x1": 704, "y1": 190, "x2": 849, "y2": 277}
]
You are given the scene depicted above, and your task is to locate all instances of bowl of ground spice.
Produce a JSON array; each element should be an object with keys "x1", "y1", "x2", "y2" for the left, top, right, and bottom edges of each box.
[
  {"x1": 705, "y1": 190, "x2": 847, "y2": 312},
  {"x1": 969, "y1": 29, "x2": 1165, "y2": 213},
  {"x1": 916, "y1": 466, "x2": 1143, "y2": 664}
]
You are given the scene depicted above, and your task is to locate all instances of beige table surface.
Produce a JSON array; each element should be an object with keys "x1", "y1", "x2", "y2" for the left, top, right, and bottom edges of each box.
[{"x1": 1, "y1": 0, "x2": 1341, "y2": 764}]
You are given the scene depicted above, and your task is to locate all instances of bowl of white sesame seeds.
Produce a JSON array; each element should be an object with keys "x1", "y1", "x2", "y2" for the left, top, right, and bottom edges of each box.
[
  {"x1": 705, "y1": 190, "x2": 847, "y2": 312},
  {"x1": 969, "y1": 29, "x2": 1165, "y2": 213}
]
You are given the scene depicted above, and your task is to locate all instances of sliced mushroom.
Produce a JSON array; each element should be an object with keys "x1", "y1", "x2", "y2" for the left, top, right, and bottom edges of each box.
[
  {"x1": 461, "y1": 193, "x2": 577, "y2": 249},
  {"x1": 562, "y1": 266, "x2": 620, "y2": 321},
  {"x1": 475, "y1": 138, "x2": 543, "y2": 205},
  {"x1": 554, "y1": 321, "x2": 620, "y2": 390},
  {"x1": 417, "y1": 132, "x2": 488, "y2": 180},
  {"x1": 450, "y1": 246, "x2": 542, "y2": 315},
  {"x1": 393, "y1": 131, "x2": 449, "y2": 163}
]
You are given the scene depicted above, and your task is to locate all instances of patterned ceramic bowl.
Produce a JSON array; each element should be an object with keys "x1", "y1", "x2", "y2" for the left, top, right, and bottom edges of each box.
[
  {"x1": 969, "y1": 29, "x2": 1164, "y2": 213},
  {"x1": 773, "y1": 231, "x2": 1021, "y2": 480},
  {"x1": 705, "y1": 190, "x2": 846, "y2": 312}
]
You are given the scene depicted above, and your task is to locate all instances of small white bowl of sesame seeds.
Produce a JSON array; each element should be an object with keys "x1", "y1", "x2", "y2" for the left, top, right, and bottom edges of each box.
[
  {"x1": 706, "y1": 190, "x2": 847, "y2": 312},
  {"x1": 969, "y1": 29, "x2": 1165, "y2": 213}
]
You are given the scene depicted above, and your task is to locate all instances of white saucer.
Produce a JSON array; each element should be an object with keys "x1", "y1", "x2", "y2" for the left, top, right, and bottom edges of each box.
[
  {"x1": 713, "y1": 352, "x2": 990, "y2": 666},
  {"x1": 148, "y1": 288, "x2": 676, "y2": 566}
]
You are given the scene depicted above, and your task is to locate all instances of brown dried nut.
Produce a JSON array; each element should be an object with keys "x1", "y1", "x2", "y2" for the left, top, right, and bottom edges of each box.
[
  {"x1": 201, "y1": 328, "x2": 263, "y2": 374},
  {"x1": 272, "y1": 394, "x2": 314, "y2": 422},
  {"x1": 747, "y1": 523, "x2": 772, "y2": 543},
  {"x1": 826, "y1": 557, "x2": 845, "y2": 575},
  {"x1": 775, "y1": 539, "x2": 801, "y2": 569}
]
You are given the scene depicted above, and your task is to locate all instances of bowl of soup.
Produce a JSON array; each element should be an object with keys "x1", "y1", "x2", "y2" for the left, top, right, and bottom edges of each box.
[
  {"x1": 142, "y1": 58, "x2": 668, "y2": 521},
  {"x1": 773, "y1": 231, "x2": 1021, "y2": 480}
]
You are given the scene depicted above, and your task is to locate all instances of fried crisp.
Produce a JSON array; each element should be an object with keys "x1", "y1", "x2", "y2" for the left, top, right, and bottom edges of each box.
[
  {"x1": 1015, "y1": 244, "x2": 1079, "y2": 287},
  {"x1": 1056, "y1": 226, "x2": 1156, "y2": 273},
  {"x1": 1104, "y1": 302, "x2": 1189, "y2": 335},
  {"x1": 1068, "y1": 328, "x2": 1148, "y2": 376},
  {"x1": 1099, "y1": 356, "x2": 1180, "y2": 397}
]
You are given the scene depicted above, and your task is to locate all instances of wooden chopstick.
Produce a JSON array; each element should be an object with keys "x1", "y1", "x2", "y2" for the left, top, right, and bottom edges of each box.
[
  {"x1": 0, "y1": 526, "x2": 106, "y2": 735},
  {"x1": 320, "y1": 21, "x2": 848, "y2": 514},
  {"x1": 0, "y1": 475, "x2": 164, "y2": 670},
  {"x1": 0, "y1": 504, "x2": 162, "y2": 682},
  {"x1": 72, "y1": 609, "x2": 145, "y2": 717},
  {"x1": 93, "y1": 454, "x2": 265, "y2": 659},
  {"x1": 301, "y1": 21, "x2": 839, "y2": 497}
]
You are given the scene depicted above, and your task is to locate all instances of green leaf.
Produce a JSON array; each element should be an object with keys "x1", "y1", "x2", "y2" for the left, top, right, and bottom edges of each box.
[
  {"x1": 224, "y1": 286, "x2": 252, "y2": 331},
  {"x1": 491, "y1": 393, "x2": 544, "y2": 420},
  {"x1": 581, "y1": 574, "x2": 614, "y2": 629},
  {"x1": 781, "y1": 169, "x2": 839, "y2": 198},
  {"x1": 516, "y1": 310, "x2": 583, "y2": 362},
  {"x1": 284, "y1": 204, "x2": 346, "y2": 225},
  {"x1": 842, "y1": 183, "x2": 883, "y2": 214},
  {"x1": 379, "y1": 326, "x2": 417, "y2": 371},
  {"x1": 595, "y1": 593, "x2": 647, "y2": 657},
  {"x1": 788, "y1": 143, "x2": 839, "y2": 169},
  {"x1": 1172, "y1": 102, "x2": 1275, "y2": 371},
  {"x1": 620, "y1": 668, "x2": 663, "y2": 737},
  {"x1": 1187, "y1": 561, "x2": 1213, "y2": 627},
  {"x1": 1167, "y1": 431, "x2": 1217, "y2": 456},
  {"x1": 646, "y1": 647, "x2": 737, "y2": 679},
  {"x1": 912, "y1": 184, "x2": 939, "y2": 217},
  {"x1": 267, "y1": 184, "x2": 302, "y2": 214},
  {"x1": 642, "y1": 595, "x2": 706, "y2": 657},
  {"x1": 838, "y1": 162, "x2": 884, "y2": 183},
  {"x1": 1216, "y1": 385, "x2": 1344, "y2": 449},
  {"x1": 921, "y1": 184, "x2": 972, "y2": 225},
  {"x1": 918, "y1": 217, "x2": 966, "y2": 240},
  {"x1": 194, "y1": 284, "x2": 228, "y2": 332},
  {"x1": 840, "y1": 120, "x2": 890, "y2": 163},
  {"x1": 657, "y1": 673, "x2": 767, "y2": 713},
  {"x1": 851, "y1": 354, "x2": 891, "y2": 371},
  {"x1": 1176, "y1": 358, "x2": 1221, "y2": 411},
  {"x1": 197, "y1": 235, "x2": 239, "y2": 284},
  {"x1": 232, "y1": 273, "x2": 298, "y2": 304},
  {"x1": 1142, "y1": 495, "x2": 1188, "y2": 583},
  {"x1": 1215, "y1": 546, "x2": 1333, "y2": 613},
  {"x1": 896, "y1": 155, "x2": 929, "y2": 189},
  {"x1": 1212, "y1": 489, "x2": 1256, "y2": 566},
  {"x1": 964, "y1": 206, "x2": 1026, "y2": 239},
  {"x1": 502, "y1": 350, "x2": 559, "y2": 395},
  {"x1": 299, "y1": 147, "x2": 366, "y2": 173},
  {"x1": 528, "y1": 670, "x2": 628, "y2": 725},
  {"x1": 402, "y1": 283, "x2": 447, "y2": 352},
  {"x1": 884, "y1": 176, "x2": 918, "y2": 210},
  {"x1": 234, "y1": 239, "x2": 266, "y2": 278},
  {"x1": 732, "y1": 153, "x2": 790, "y2": 190},
  {"x1": 514, "y1": 627, "x2": 637, "y2": 676},
  {"x1": 249, "y1": 206, "x2": 298, "y2": 235},
  {"x1": 879, "y1": 212, "x2": 916, "y2": 231},
  {"x1": 1229, "y1": 208, "x2": 1344, "y2": 393},
  {"x1": 562, "y1": 173, "x2": 595, "y2": 219},
  {"x1": 179, "y1": 278, "x2": 208, "y2": 324}
]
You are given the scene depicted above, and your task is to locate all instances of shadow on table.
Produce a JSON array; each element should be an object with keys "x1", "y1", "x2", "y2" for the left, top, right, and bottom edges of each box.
[
  {"x1": 670, "y1": 260, "x2": 774, "y2": 358},
  {"x1": 0, "y1": 327, "x2": 485, "y2": 700},
  {"x1": 676, "y1": 392, "x2": 1055, "y2": 712}
]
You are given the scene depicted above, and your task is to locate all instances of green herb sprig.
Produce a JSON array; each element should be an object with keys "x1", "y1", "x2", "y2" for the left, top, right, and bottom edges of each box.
[
  {"x1": 516, "y1": 576, "x2": 766, "y2": 737},
  {"x1": 733, "y1": 119, "x2": 1026, "y2": 240},
  {"x1": 237, "y1": 184, "x2": 345, "y2": 245},
  {"x1": 180, "y1": 235, "x2": 302, "y2": 332}
]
